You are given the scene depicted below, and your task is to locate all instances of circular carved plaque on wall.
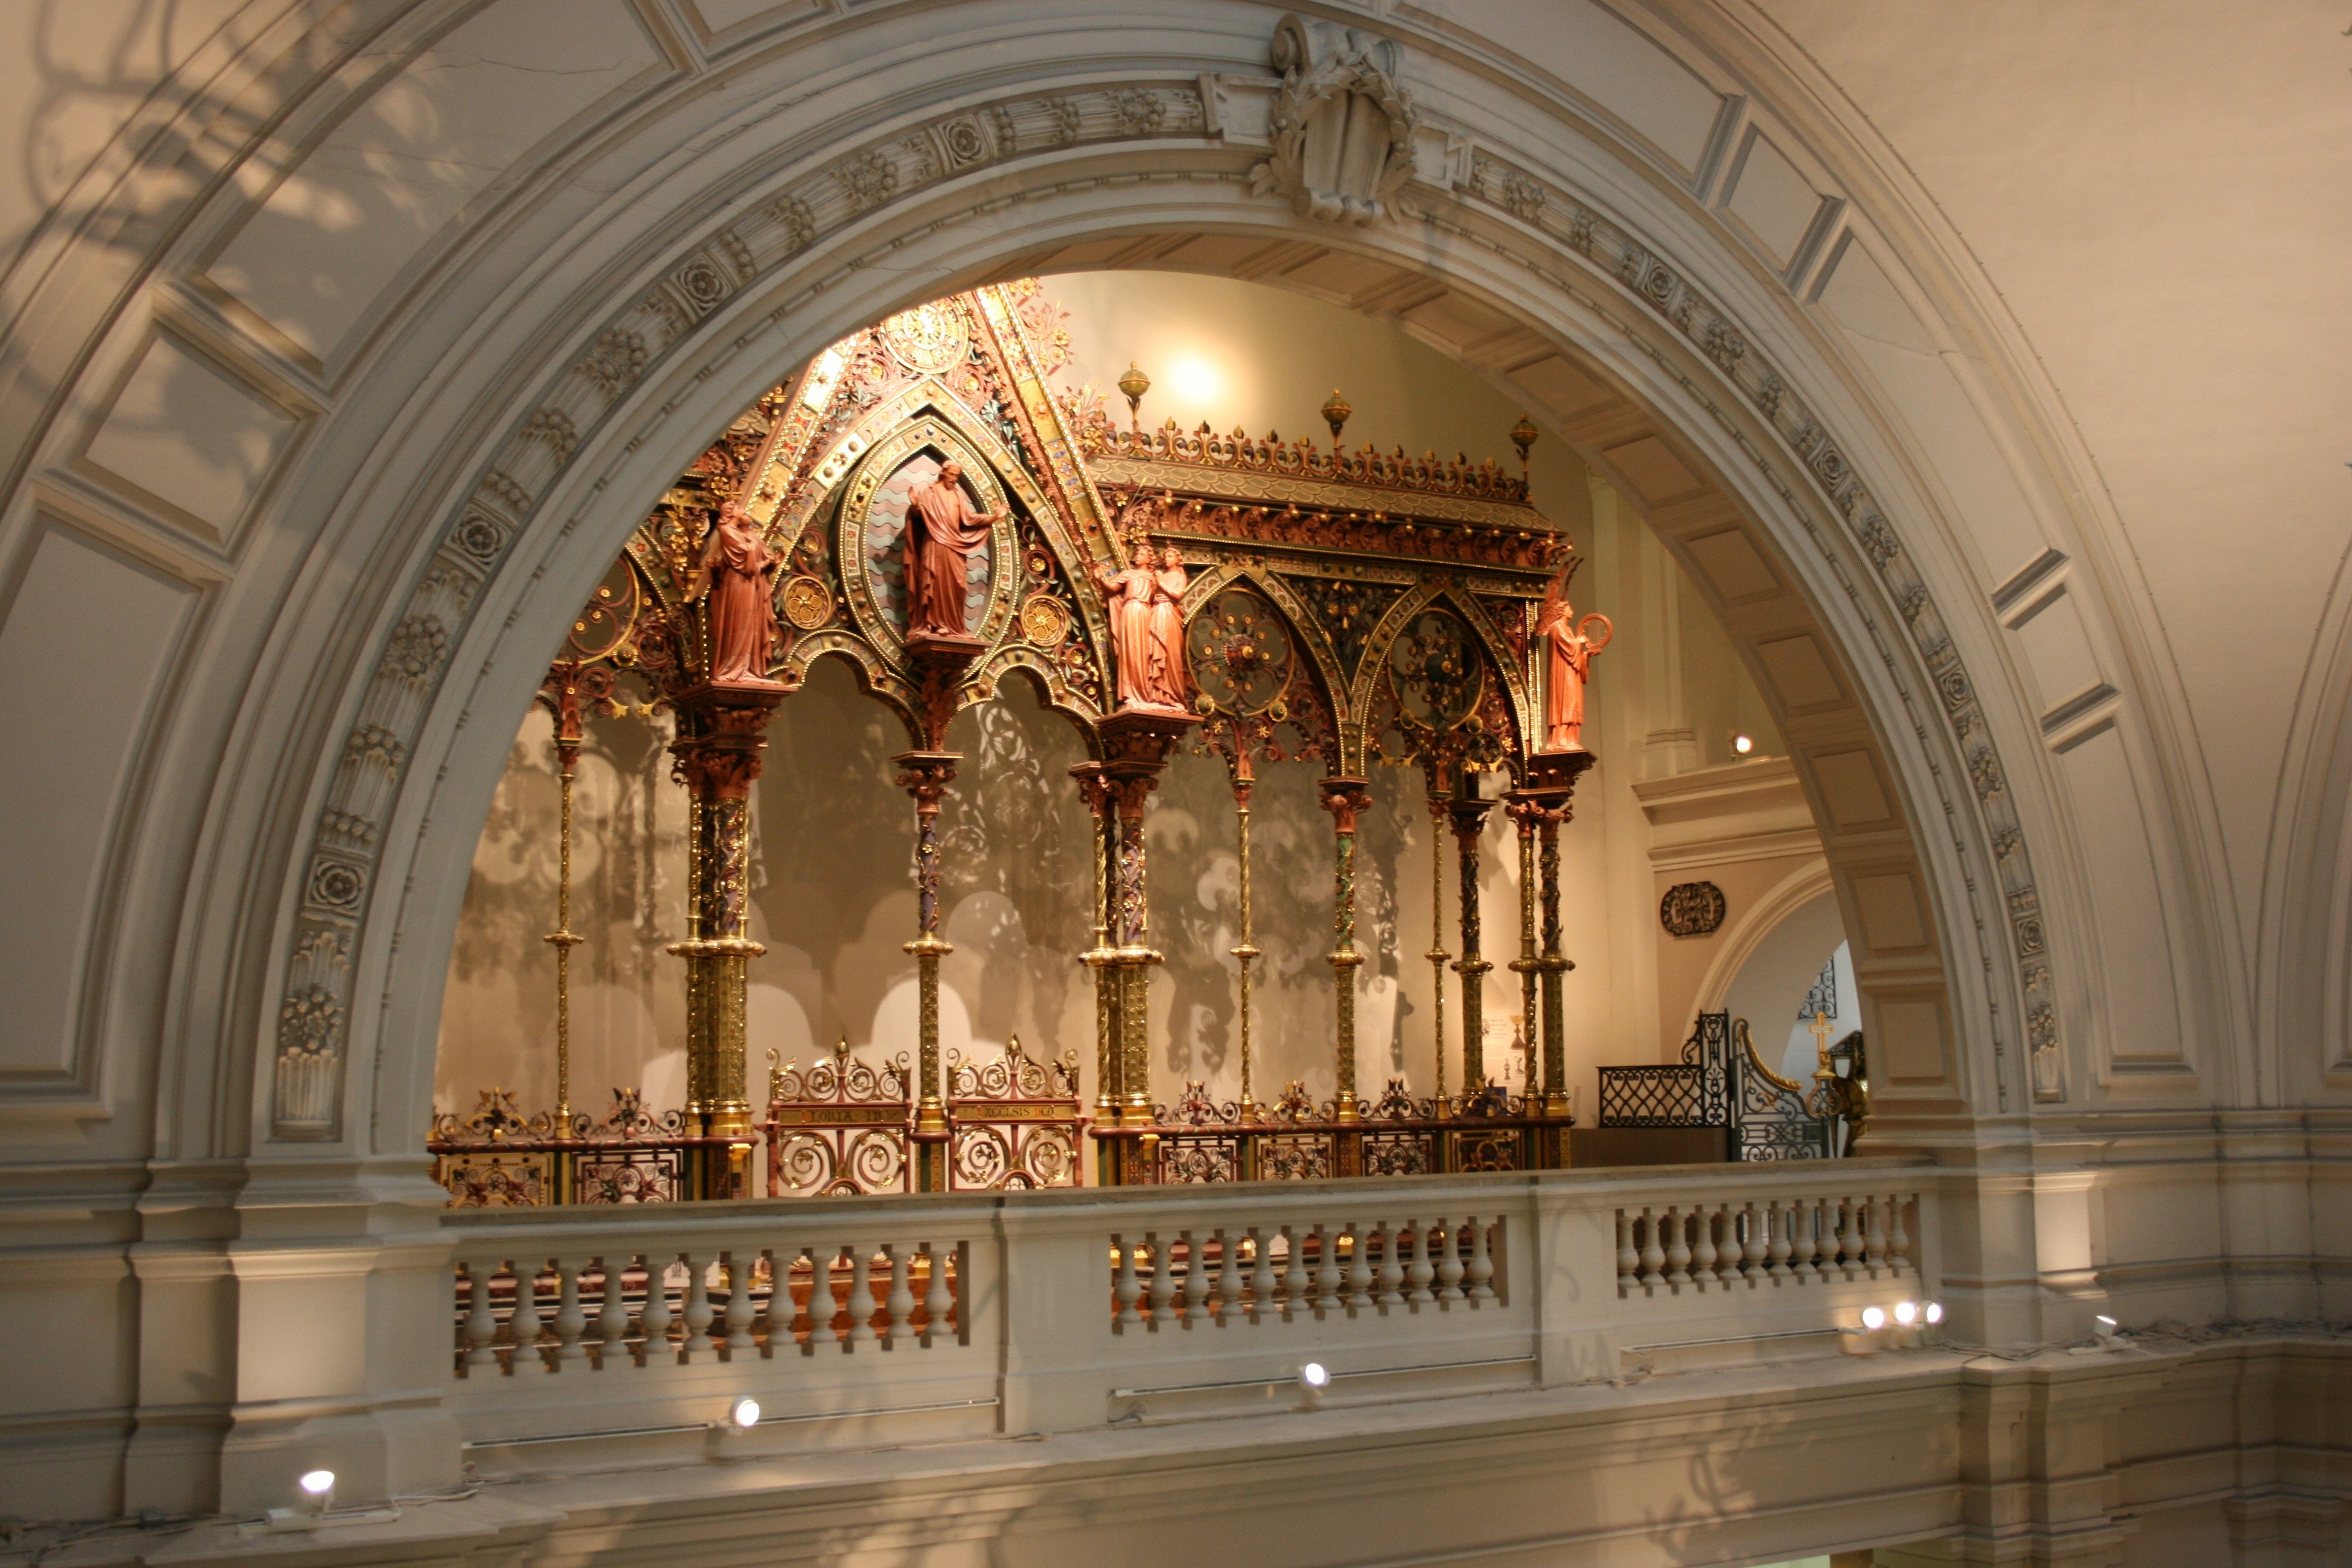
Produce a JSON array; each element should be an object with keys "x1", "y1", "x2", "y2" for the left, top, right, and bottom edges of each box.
[{"x1": 1660, "y1": 881, "x2": 1727, "y2": 937}]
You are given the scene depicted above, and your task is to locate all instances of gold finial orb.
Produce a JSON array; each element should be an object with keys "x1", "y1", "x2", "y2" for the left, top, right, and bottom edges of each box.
[
  {"x1": 1510, "y1": 414, "x2": 1540, "y2": 464},
  {"x1": 1321, "y1": 388, "x2": 1352, "y2": 444},
  {"x1": 1117, "y1": 362, "x2": 1151, "y2": 431}
]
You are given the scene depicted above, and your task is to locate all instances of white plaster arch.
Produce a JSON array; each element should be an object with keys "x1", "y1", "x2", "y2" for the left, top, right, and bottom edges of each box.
[
  {"x1": 0, "y1": 0, "x2": 2163, "y2": 1189},
  {"x1": 8, "y1": 2, "x2": 2322, "y2": 1519}
]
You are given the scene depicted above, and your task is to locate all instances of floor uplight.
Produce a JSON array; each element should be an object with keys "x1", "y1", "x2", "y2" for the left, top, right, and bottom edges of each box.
[
  {"x1": 1860, "y1": 1305, "x2": 1887, "y2": 1331},
  {"x1": 297, "y1": 1470, "x2": 335, "y2": 1515},
  {"x1": 730, "y1": 1396, "x2": 762, "y2": 1429}
]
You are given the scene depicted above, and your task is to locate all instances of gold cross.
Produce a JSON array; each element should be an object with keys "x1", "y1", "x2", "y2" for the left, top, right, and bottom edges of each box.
[{"x1": 1809, "y1": 1008, "x2": 1836, "y2": 1080}]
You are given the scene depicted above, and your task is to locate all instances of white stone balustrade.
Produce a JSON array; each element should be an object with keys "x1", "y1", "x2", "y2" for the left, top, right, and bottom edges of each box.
[
  {"x1": 1108, "y1": 1216, "x2": 1503, "y2": 1329},
  {"x1": 1614, "y1": 1189, "x2": 1919, "y2": 1296},
  {"x1": 442, "y1": 1158, "x2": 1938, "y2": 1454}
]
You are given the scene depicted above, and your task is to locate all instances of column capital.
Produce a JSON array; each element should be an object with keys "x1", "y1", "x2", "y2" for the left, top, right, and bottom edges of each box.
[
  {"x1": 1318, "y1": 774, "x2": 1373, "y2": 833},
  {"x1": 668, "y1": 680, "x2": 787, "y2": 800}
]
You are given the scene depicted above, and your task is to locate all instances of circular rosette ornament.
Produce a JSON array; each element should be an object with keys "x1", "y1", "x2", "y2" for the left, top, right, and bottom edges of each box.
[
  {"x1": 1388, "y1": 609, "x2": 1481, "y2": 730},
  {"x1": 1186, "y1": 587, "x2": 1295, "y2": 716}
]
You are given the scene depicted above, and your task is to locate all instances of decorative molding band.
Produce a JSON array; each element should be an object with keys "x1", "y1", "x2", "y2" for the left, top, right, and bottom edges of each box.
[
  {"x1": 265, "y1": 53, "x2": 2059, "y2": 1140},
  {"x1": 266, "y1": 82, "x2": 1209, "y2": 1140},
  {"x1": 1437, "y1": 147, "x2": 2060, "y2": 1106}
]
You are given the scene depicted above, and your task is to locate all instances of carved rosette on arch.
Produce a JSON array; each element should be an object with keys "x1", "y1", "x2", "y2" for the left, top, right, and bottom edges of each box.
[{"x1": 1250, "y1": 15, "x2": 1418, "y2": 226}]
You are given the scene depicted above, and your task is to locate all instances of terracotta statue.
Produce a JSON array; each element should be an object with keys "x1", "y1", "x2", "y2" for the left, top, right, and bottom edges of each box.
[
  {"x1": 1096, "y1": 533, "x2": 1183, "y2": 710},
  {"x1": 1536, "y1": 568, "x2": 1612, "y2": 750},
  {"x1": 691, "y1": 499, "x2": 779, "y2": 683},
  {"x1": 903, "y1": 460, "x2": 1005, "y2": 638},
  {"x1": 1148, "y1": 544, "x2": 1191, "y2": 706}
]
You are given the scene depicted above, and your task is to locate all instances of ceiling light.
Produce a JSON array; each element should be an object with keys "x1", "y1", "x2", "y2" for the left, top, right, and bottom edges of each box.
[{"x1": 1168, "y1": 356, "x2": 1220, "y2": 404}]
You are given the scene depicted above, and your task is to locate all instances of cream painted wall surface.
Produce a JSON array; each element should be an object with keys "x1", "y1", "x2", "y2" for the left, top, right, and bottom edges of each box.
[
  {"x1": 1046, "y1": 269, "x2": 1593, "y2": 535},
  {"x1": 1753, "y1": 0, "x2": 2352, "y2": 973}
]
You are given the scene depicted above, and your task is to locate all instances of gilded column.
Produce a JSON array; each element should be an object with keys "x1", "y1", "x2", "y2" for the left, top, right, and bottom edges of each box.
[
  {"x1": 1511, "y1": 750, "x2": 1595, "y2": 1119},
  {"x1": 1072, "y1": 764, "x2": 1123, "y2": 1119},
  {"x1": 1503, "y1": 796, "x2": 1541, "y2": 1107},
  {"x1": 667, "y1": 687, "x2": 785, "y2": 1197},
  {"x1": 1448, "y1": 789, "x2": 1498, "y2": 1099},
  {"x1": 1319, "y1": 777, "x2": 1373, "y2": 1123},
  {"x1": 1233, "y1": 759, "x2": 1262, "y2": 1121},
  {"x1": 895, "y1": 751, "x2": 959, "y2": 1192},
  {"x1": 1425, "y1": 794, "x2": 1450, "y2": 1109},
  {"x1": 1097, "y1": 712, "x2": 1194, "y2": 1134}
]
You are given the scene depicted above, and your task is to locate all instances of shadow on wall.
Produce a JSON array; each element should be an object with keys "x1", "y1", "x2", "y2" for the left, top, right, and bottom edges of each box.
[{"x1": 435, "y1": 688, "x2": 685, "y2": 1117}]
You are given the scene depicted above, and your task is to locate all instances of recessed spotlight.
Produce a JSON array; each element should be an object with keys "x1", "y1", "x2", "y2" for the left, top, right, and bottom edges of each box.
[
  {"x1": 1860, "y1": 1305, "x2": 1887, "y2": 1331},
  {"x1": 730, "y1": 1396, "x2": 762, "y2": 1429}
]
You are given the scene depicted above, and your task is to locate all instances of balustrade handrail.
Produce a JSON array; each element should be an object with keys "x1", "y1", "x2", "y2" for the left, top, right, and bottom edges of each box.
[{"x1": 439, "y1": 1153, "x2": 1937, "y2": 1236}]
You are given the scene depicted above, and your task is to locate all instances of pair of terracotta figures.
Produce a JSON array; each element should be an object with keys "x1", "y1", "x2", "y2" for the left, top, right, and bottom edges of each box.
[
  {"x1": 692, "y1": 462, "x2": 1609, "y2": 751},
  {"x1": 690, "y1": 461, "x2": 1005, "y2": 684}
]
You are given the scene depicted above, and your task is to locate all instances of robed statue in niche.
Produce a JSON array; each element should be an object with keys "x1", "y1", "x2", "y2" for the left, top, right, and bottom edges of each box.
[
  {"x1": 690, "y1": 498, "x2": 780, "y2": 683},
  {"x1": 1097, "y1": 530, "x2": 1189, "y2": 711},
  {"x1": 1537, "y1": 566, "x2": 1612, "y2": 751},
  {"x1": 903, "y1": 460, "x2": 1005, "y2": 639}
]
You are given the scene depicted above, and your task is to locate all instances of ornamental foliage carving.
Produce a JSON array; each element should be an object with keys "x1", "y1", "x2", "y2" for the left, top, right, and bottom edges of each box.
[{"x1": 1250, "y1": 15, "x2": 1417, "y2": 226}]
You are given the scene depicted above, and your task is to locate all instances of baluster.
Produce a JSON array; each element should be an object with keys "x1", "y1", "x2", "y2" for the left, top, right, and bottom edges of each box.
[
  {"x1": 1466, "y1": 1217, "x2": 1495, "y2": 1302},
  {"x1": 462, "y1": 1260, "x2": 500, "y2": 1369},
  {"x1": 1345, "y1": 1224, "x2": 1374, "y2": 1309},
  {"x1": 1664, "y1": 1206, "x2": 1693, "y2": 1287},
  {"x1": 808, "y1": 1248, "x2": 842, "y2": 1345},
  {"x1": 1615, "y1": 1212, "x2": 1638, "y2": 1294},
  {"x1": 1251, "y1": 1228, "x2": 1279, "y2": 1321},
  {"x1": 756, "y1": 1248, "x2": 783, "y2": 1342},
  {"x1": 1436, "y1": 1217, "x2": 1465, "y2": 1302},
  {"x1": 1181, "y1": 1230, "x2": 1212, "y2": 1324},
  {"x1": 1691, "y1": 1205, "x2": 1720, "y2": 1289},
  {"x1": 512, "y1": 1259, "x2": 547, "y2": 1367},
  {"x1": 1883, "y1": 1193, "x2": 1907, "y2": 1277},
  {"x1": 639, "y1": 1256, "x2": 675, "y2": 1359},
  {"x1": 1765, "y1": 1200, "x2": 1792, "y2": 1280},
  {"x1": 1740, "y1": 1201, "x2": 1767, "y2": 1286},
  {"x1": 1638, "y1": 1207, "x2": 1667, "y2": 1290},
  {"x1": 847, "y1": 1244, "x2": 880, "y2": 1343},
  {"x1": 724, "y1": 1252, "x2": 759, "y2": 1351},
  {"x1": 1837, "y1": 1198, "x2": 1862, "y2": 1280},
  {"x1": 885, "y1": 1246, "x2": 915, "y2": 1344},
  {"x1": 682, "y1": 1254, "x2": 714, "y2": 1351},
  {"x1": 550, "y1": 1258, "x2": 587, "y2": 1364},
  {"x1": 1407, "y1": 1221, "x2": 1435, "y2": 1304},
  {"x1": 1217, "y1": 1230, "x2": 1246, "y2": 1322},
  {"x1": 1376, "y1": 1223, "x2": 1405, "y2": 1307},
  {"x1": 1145, "y1": 1233, "x2": 1177, "y2": 1324},
  {"x1": 595, "y1": 1257, "x2": 630, "y2": 1361},
  {"x1": 1313, "y1": 1224, "x2": 1343, "y2": 1312},
  {"x1": 1113, "y1": 1235, "x2": 1142, "y2": 1327},
  {"x1": 1241, "y1": 1232, "x2": 1279, "y2": 1316},
  {"x1": 924, "y1": 1243, "x2": 955, "y2": 1341},
  {"x1": 1284, "y1": 1226, "x2": 1312, "y2": 1316},
  {"x1": 1790, "y1": 1198, "x2": 1820, "y2": 1281}
]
